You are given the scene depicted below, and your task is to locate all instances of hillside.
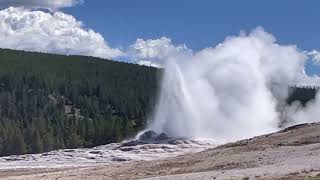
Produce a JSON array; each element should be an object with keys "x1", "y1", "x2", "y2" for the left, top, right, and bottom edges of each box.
[
  {"x1": 0, "y1": 48, "x2": 318, "y2": 158},
  {"x1": 0, "y1": 49, "x2": 159, "y2": 156}
]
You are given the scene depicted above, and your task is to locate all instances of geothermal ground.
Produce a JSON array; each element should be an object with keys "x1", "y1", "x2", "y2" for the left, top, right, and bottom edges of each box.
[
  {"x1": 1, "y1": 123, "x2": 320, "y2": 179},
  {"x1": 0, "y1": 133, "x2": 214, "y2": 170}
]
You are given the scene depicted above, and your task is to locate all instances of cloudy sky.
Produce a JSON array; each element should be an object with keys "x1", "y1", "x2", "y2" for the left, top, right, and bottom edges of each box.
[{"x1": 0, "y1": 0, "x2": 320, "y2": 75}]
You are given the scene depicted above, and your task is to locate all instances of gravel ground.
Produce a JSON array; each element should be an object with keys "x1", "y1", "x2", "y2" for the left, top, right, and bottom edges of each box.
[{"x1": 1, "y1": 123, "x2": 320, "y2": 180}]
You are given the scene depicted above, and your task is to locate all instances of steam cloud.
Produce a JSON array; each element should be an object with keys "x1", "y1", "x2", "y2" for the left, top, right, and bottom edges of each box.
[
  {"x1": 129, "y1": 37, "x2": 192, "y2": 67},
  {"x1": 147, "y1": 27, "x2": 320, "y2": 143},
  {"x1": 308, "y1": 50, "x2": 320, "y2": 65}
]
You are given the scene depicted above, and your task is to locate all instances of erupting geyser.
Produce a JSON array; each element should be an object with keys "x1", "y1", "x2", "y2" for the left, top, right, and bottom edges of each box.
[{"x1": 145, "y1": 27, "x2": 320, "y2": 143}]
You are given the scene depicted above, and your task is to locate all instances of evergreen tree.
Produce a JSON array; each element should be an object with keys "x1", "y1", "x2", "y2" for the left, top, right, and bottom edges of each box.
[
  {"x1": 68, "y1": 133, "x2": 83, "y2": 149},
  {"x1": 12, "y1": 129, "x2": 26, "y2": 155},
  {"x1": 31, "y1": 130, "x2": 42, "y2": 153},
  {"x1": 42, "y1": 133, "x2": 54, "y2": 152},
  {"x1": 112, "y1": 118, "x2": 122, "y2": 142}
]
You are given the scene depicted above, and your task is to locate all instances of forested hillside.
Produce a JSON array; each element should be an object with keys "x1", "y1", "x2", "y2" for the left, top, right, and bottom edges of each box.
[
  {"x1": 0, "y1": 48, "x2": 317, "y2": 157},
  {"x1": 0, "y1": 49, "x2": 159, "y2": 156}
]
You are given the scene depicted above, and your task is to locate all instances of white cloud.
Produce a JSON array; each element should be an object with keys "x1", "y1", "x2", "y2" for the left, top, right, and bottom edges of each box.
[
  {"x1": 137, "y1": 60, "x2": 161, "y2": 68},
  {"x1": 129, "y1": 37, "x2": 192, "y2": 67},
  {"x1": 0, "y1": 0, "x2": 82, "y2": 10},
  {"x1": 308, "y1": 50, "x2": 320, "y2": 65},
  {"x1": 0, "y1": 7, "x2": 124, "y2": 59}
]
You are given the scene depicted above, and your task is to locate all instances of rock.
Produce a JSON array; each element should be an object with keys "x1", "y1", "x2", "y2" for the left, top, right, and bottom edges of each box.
[
  {"x1": 4, "y1": 156, "x2": 25, "y2": 161},
  {"x1": 139, "y1": 130, "x2": 157, "y2": 141},
  {"x1": 161, "y1": 145, "x2": 170, "y2": 149},
  {"x1": 119, "y1": 147, "x2": 135, "y2": 152},
  {"x1": 121, "y1": 140, "x2": 144, "y2": 147},
  {"x1": 41, "y1": 152, "x2": 55, "y2": 156},
  {"x1": 112, "y1": 157, "x2": 128, "y2": 162},
  {"x1": 86, "y1": 156, "x2": 96, "y2": 160},
  {"x1": 168, "y1": 139, "x2": 185, "y2": 145},
  {"x1": 155, "y1": 133, "x2": 169, "y2": 141},
  {"x1": 63, "y1": 149, "x2": 76, "y2": 153},
  {"x1": 89, "y1": 151, "x2": 101, "y2": 154}
]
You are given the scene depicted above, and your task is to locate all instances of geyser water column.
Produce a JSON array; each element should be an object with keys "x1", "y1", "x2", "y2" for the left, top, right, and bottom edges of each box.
[
  {"x1": 148, "y1": 59, "x2": 202, "y2": 139},
  {"x1": 147, "y1": 28, "x2": 307, "y2": 143}
]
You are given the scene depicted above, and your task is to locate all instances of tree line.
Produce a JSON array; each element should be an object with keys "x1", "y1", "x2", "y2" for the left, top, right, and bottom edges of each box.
[
  {"x1": 0, "y1": 49, "x2": 159, "y2": 156},
  {"x1": 287, "y1": 86, "x2": 318, "y2": 106},
  {"x1": 0, "y1": 49, "x2": 317, "y2": 156}
]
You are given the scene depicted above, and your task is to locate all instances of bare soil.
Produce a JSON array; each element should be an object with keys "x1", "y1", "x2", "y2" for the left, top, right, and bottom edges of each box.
[{"x1": 2, "y1": 123, "x2": 320, "y2": 180}]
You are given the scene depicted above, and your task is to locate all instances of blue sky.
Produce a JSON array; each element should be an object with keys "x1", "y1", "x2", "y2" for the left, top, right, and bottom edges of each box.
[
  {"x1": 64, "y1": 0, "x2": 320, "y2": 51},
  {"x1": 62, "y1": 0, "x2": 320, "y2": 74}
]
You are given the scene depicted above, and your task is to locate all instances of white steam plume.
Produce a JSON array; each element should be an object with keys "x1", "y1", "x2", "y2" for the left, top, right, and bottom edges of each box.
[
  {"x1": 129, "y1": 37, "x2": 192, "y2": 67},
  {"x1": 147, "y1": 27, "x2": 319, "y2": 143},
  {"x1": 308, "y1": 50, "x2": 320, "y2": 65}
]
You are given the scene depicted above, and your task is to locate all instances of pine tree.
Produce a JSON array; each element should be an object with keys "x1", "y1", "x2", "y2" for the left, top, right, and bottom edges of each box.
[
  {"x1": 42, "y1": 133, "x2": 54, "y2": 152},
  {"x1": 0, "y1": 125, "x2": 6, "y2": 155},
  {"x1": 68, "y1": 133, "x2": 83, "y2": 149},
  {"x1": 112, "y1": 118, "x2": 122, "y2": 142},
  {"x1": 31, "y1": 130, "x2": 42, "y2": 153},
  {"x1": 12, "y1": 129, "x2": 26, "y2": 155}
]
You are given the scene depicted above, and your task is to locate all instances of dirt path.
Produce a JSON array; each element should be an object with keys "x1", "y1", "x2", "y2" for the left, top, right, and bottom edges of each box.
[{"x1": 2, "y1": 123, "x2": 320, "y2": 180}]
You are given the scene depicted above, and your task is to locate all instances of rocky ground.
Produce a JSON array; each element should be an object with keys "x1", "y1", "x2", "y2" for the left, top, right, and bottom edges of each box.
[
  {"x1": 0, "y1": 131, "x2": 213, "y2": 170},
  {"x1": 1, "y1": 123, "x2": 320, "y2": 179}
]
